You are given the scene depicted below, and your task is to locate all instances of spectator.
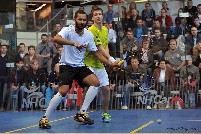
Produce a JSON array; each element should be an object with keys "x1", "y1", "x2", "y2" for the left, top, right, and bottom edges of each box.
[
  {"x1": 88, "y1": 5, "x2": 99, "y2": 21},
  {"x1": 152, "y1": 19, "x2": 167, "y2": 37},
  {"x1": 45, "y1": 63, "x2": 67, "y2": 111},
  {"x1": 132, "y1": 17, "x2": 148, "y2": 42},
  {"x1": 127, "y1": 2, "x2": 138, "y2": 17},
  {"x1": 161, "y1": 1, "x2": 170, "y2": 15},
  {"x1": 36, "y1": 34, "x2": 57, "y2": 75},
  {"x1": 103, "y1": 21, "x2": 117, "y2": 58},
  {"x1": 194, "y1": 4, "x2": 201, "y2": 23},
  {"x1": 174, "y1": 17, "x2": 189, "y2": 39},
  {"x1": 175, "y1": 8, "x2": 184, "y2": 26},
  {"x1": 186, "y1": 26, "x2": 201, "y2": 53},
  {"x1": 51, "y1": 23, "x2": 62, "y2": 38},
  {"x1": 11, "y1": 59, "x2": 27, "y2": 111},
  {"x1": 192, "y1": 16, "x2": 201, "y2": 34},
  {"x1": 121, "y1": 56, "x2": 147, "y2": 110},
  {"x1": 157, "y1": 9, "x2": 173, "y2": 30},
  {"x1": 121, "y1": 30, "x2": 140, "y2": 67},
  {"x1": 0, "y1": 44, "x2": 14, "y2": 111},
  {"x1": 138, "y1": 39, "x2": 154, "y2": 76},
  {"x1": 180, "y1": 57, "x2": 200, "y2": 108},
  {"x1": 192, "y1": 41, "x2": 201, "y2": 84},
  {"x1": 103, "y1": 3, "x2": 117, "y2": 24},
  {"x1": 51, "y1": 45, "x2": 63, "y2": 70},
  {"x1": 24, "y1": 45, "x2": 40, "y2": 71},
  {"x1": 127, "y1": 9, "x2": 140, "y2": 30},
  {"x1": 141, "y1": 3, "x2": 155, "y2": 28},
  {"x1": 164, "y1": 39, "x2": 185, "y2": 74},
  {"x1": 26, "y1": 59, "x2": 47, "y2": 99},
  {"x1": 152, "y1": 28, "x2": 168, "y2": 61},
  {"x1": 153, "y1": 59, "x2": 176, "y2": 109},
  {"x1": 15, "y1": 43, "x2": 27, "y2": 63},
  {"x1": 184, "y1": 0, "x2": 197, "y2": 26}
]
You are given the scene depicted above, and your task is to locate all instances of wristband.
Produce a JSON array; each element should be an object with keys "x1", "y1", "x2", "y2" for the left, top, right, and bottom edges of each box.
[{"x1": 109, "y1": 57, "x2": 116, "y2": 63}]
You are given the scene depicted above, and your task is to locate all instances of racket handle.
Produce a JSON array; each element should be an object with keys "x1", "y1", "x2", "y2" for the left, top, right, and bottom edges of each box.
[{"x1": 118, "y1": 60, "x2": 124, "y2": 66}]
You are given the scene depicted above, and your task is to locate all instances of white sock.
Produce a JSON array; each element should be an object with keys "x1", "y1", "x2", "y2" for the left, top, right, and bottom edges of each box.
[
  {"x1": 80, "y1": 86, "x2": 99, "y2": 112},
  {"x1": 44, "y1": 92, "x2": 63, "y2": 118}
]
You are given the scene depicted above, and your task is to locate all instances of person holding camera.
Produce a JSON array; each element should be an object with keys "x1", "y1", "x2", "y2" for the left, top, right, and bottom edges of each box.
[{"x1": 36, "y1": 34, "x2": 57, "y2": 75}]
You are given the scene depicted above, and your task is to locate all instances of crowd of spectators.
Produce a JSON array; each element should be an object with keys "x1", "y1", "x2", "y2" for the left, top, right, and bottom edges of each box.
[{"x1": 0, "y1": 0, "x2": 201, "y2": 111}]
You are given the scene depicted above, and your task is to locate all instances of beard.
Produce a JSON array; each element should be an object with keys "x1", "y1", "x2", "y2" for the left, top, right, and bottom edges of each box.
[{"x1": 75, "y1": 22, "x2": 86, "y2": 30}]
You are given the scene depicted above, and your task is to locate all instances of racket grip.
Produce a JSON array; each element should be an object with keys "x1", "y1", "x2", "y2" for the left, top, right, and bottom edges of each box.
[{"x1": 118, "y1": 60, "x2": 124, "y2": 66}]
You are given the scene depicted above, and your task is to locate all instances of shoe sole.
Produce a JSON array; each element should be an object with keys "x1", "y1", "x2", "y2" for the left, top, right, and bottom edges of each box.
[{"x1": 74, "y1": 116, "x2": 94, "y2": 125}]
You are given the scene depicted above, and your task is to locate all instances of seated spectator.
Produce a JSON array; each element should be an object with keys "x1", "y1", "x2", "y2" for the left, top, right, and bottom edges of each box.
[
  {"x1": 45, "y1": 63, "x2": 67, "y2": 110},
  {"x1": 132, "y1": 17, "x2": 148, "y2": 42},
  {"x1": 24, "y1": 45, "x2": 40, "y2": 71},
  {"x1": 186, "y1": 26, "x2": 201, "y2": 53},
  {"x1": 152, "y1": 28, "x2": 168, "y2": 61},
  {"x1": 184, "y1": 0, "x2": 197, "y2": 26},
  {"x1": 121, "y1": 57, "x2": 147, "y2": 110},
  {"x1": 127, "y1": 2, "x2": 139, "y2": 17},
  {"x1": 151, "y1": 19, "x2": 167, "y2": 38},
  {"x1": 51, "y1": 45, "x2": 63, "y2": 70},
  {"x1": 175, "y1": 8, "x2": 184, "y2": 26},
  {"x1": 161, "y1": 1, "x2": 170, "y2": 16},
  {"x1": 141, "y1": 3, "x2": 155, "y2": 28},
  {"x1": 120, "y1": 30, "x2": 140, "y2": 67},
  {"x1": 192, "y1": 16, "x2": 201, "y2": 34},
  {"x1": 180, "y1": 57, "x2": 200, "y2": 108},
  {"x1": 11, "y1": 59, "x2": 27, "y2": 111},
  {"x1": 164, "y1": 39, "x2": 185, "y2": 74},
  {"x1": 192, "y1": 41, "x2": 201, "y2": 84},
  {"x1": 153, "y1": 59, "x2": 176, "y2": 109},
  {"x1": 194, "y1": 4, "x2": 201, "y2": 23},
  {"x1": 157, "y1": 9, "x2": 173, "y2": 30},
  {"x1": 103, "y1": 3, "x2": 117, "y2": 24},
  {"x1": 138, "y1": 38, "x2": 154, "y2": 75},
  {"x1": 26, "y1": 60, "x2": 47, "y2": 102},
  {"x1": 127, "y1": 9, "x2": 140, "y2": 30},
  {"x1": 174, "y1": 17, "x2": 189, "y2": 39}
]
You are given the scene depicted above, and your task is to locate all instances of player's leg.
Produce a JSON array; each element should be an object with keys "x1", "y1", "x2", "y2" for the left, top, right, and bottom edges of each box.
[
  {"x1": 74, "y1": 67, "x2": 99, "y2": 125},
  {"x1": 39, "y1": 65, "x2": 74, "y2": 129}
]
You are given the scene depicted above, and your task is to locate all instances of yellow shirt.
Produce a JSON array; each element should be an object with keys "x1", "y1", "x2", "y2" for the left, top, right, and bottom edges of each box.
[{"x1": 84, "y1": 24, "x2": 108, "y2": 69}]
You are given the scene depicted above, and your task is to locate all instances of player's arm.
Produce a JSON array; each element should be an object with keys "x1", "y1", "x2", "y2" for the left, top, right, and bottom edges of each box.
[
  {"x1": 97, "y1": 44, "x2": 116, "y2": 63},
  {"x1": 54, "y1": 34, "x2": 76, "y2": 46},
  {"x1": 92, "y1": 50, "x2": 117, "y2": 67}
]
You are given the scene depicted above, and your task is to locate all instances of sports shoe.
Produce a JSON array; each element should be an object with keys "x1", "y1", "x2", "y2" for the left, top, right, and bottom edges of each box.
[
  {"x1": 121, "y1": 105, "x2": 128, "y2": 110},
  {"x1": 74, "y1": 112, "x2": 94, "y2": 125},
  {"x1": 146, "y1": 106, "x2": 152, "y2": 110},
  {"x1": 102, "y1": 113, "x2": 111, "y2": 123},
  {"x1": 39, "y1": 117, "x2": 51, "y2": 129}
]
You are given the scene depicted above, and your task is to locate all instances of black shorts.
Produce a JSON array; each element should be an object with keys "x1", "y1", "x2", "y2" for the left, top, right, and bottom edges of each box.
[{"x1": 58, "y1": 65, "x2": 94, "y2": 88}]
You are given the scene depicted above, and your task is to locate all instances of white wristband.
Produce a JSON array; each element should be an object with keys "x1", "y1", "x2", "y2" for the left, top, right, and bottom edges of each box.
[{"x1": 109, "y1": 57, "x2": 116, "y2": 63}]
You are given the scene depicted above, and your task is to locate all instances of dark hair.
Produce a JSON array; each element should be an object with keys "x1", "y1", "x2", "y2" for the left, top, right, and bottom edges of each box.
[
  {"x1": 92, "y1": 7, "x2": 103, "y2": 16},
  {"x1": 41, "y1": 34, "x2": 47, "y2": 38},
  {"x1": 56, "y1": 45, "x2": 63, "y2": 50},
  {"x1": 0, "y1": 44, "x2": 8, "y2": 48},
  {"x1": 197, "y1": 4, "x2": 201, "y2": 7},
  {"x1": 159, "y1": 58, "x2": 166, "y2": 64},
  {"x1": 19, "y1": 43, "x2": 25, "y2": 47},
  {"x1": 28, "y1": 45, "x2": 35, "y2": 51},
  {"x1": 74, "y1": 10, "x2": 87, "y2": 19}
]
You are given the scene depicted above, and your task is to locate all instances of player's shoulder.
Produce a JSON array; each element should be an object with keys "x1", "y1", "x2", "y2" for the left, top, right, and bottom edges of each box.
[{"x1": 61, "y1": 25, "x2": 75, "y2": 32}]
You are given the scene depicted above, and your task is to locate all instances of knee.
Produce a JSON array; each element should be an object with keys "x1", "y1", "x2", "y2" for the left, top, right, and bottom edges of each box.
[{"x1": 58, "y1": 85, "x2": 68, "y2": 97}]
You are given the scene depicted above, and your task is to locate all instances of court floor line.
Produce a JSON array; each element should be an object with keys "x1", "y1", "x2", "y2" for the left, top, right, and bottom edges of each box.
[
  {"x1": 129, "y1": 120, "x2": 154, "y2": 134},
  {"x1": 4, "y1": 111, "x2": 95, "y2": 133}
]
